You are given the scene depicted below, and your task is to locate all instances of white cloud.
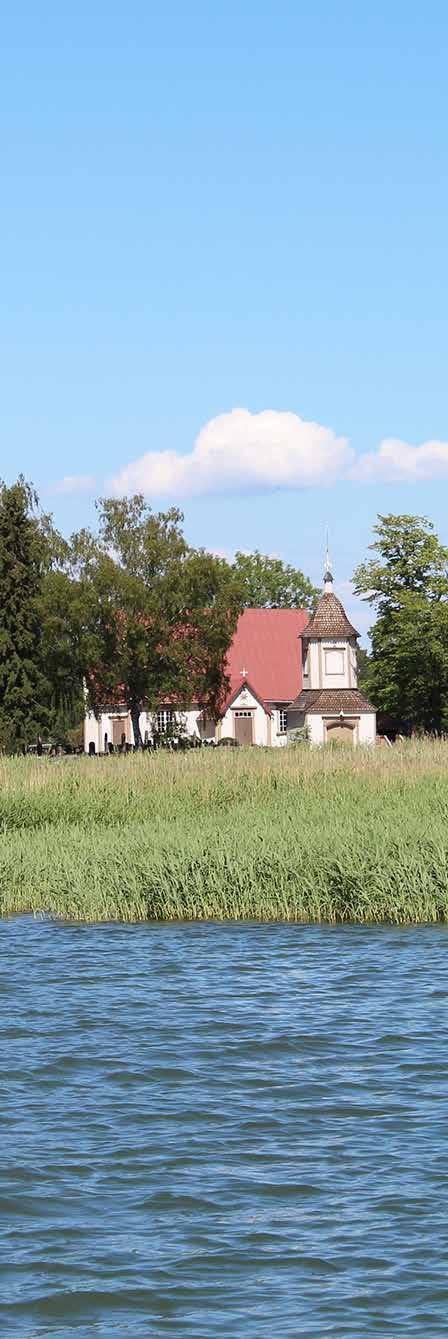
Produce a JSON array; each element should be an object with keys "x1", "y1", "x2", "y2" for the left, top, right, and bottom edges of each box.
[
  {"x1": 52, "y1": 474, "x2": 96, "y2": 496},
  {"x1": 108, "y1": 410, "x2": 448, "y2": 499},
  {"x1": 109, "y1": 408, "x2": 354, "y2": 499},
  {"x1": 352, "y1": 437, "x2": 448, "y2": 483}
]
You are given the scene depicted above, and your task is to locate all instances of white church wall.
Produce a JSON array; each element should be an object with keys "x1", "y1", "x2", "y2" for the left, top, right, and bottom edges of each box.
[
  {"x1": 291, "y1": 713, "x2": 374, "y2": 747},
  {"x1": 248, "y1": 700, "x2": 268, "y2": 746},
  {"x1": 84, "y1": 711, "x2": 100, "y2": 752},
  {"x1": 306, "y1": 715, "x2": 326, "y2": 746},
  {"x1": 182, "y1": 708, "x2": 202, "y2": 739},
  {"x1": 358, "y1": 713, "x2": 376, "y2": 745},
  {"x1": 308, "y1": 642, "x2": 320, "y2": 687},
  {"x1": 85, "y1": 709, "x2": 132, "y2": 754},
  {"x1": 321, "y1": 641, "x2": 351, "y2": 690},
  {"x1": 85, "y1": 691, "x2": 288, "y2": 752},
  {"x1": 349, "y1": 643, "x2": 358, "y2": 687},
  {"x1": 84, "y1": 706, "x2": 202, "y2": 752},
  {"x1": 219, "y1": 705, "x2": 234, "y2": 740},
  {"x1": 305, "y1": 637, "x2": 360, "y2": 693},
  {"x1": 308, "y1": 713, "x2": 376, "y2": 747}
]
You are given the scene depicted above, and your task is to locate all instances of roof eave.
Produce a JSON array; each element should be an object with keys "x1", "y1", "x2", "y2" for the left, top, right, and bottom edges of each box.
[{"x1": 301, "y1": 626, "x2": 359, "y2": 641}]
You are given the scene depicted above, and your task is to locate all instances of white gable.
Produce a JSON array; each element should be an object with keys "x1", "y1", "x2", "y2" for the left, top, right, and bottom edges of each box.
[{"x1": 230, "y1": 684, "x2": 265, "y2": 711}]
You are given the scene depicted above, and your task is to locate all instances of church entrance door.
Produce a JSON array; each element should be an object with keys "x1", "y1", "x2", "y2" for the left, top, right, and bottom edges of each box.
[
  {"x1": 112, "y1": 717, "x2": 127, "y2": 748},
  {"x1": 234, "y1": 711, "x2": 254, "y2": 746},
  {"x1": 325, "y1": 720, "x2": 355, "y2": 746}
]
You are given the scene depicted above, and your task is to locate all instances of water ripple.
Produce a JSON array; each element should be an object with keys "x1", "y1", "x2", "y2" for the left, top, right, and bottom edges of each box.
[{"x1": 1, "y1": 920, "x2": 448, "y2": 1336}]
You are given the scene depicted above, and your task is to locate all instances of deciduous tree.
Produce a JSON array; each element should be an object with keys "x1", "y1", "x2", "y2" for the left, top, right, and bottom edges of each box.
[
  {"x1": 232, "y1": 550, "x2": 317, "y2": 610},
  {"x1": 353, "y1": 514, "x2": 448, "y2": 733},
  {"x1": 74, "y1": 496, "x2": 243, "y2": 745}
]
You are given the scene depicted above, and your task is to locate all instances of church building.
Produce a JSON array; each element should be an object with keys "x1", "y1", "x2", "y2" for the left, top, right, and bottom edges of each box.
[{"x1": 84, "y1": 566, "x2": 376, "y2": 751}]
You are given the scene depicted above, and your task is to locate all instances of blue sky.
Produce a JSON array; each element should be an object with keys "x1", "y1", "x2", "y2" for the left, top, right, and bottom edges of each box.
[{"x1": 2, "y1": 2, "x2": 448, "y2": 638}]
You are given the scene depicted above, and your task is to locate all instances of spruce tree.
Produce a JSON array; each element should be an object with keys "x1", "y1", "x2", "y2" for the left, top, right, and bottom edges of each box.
[{"x1": 0, "y1": 478, "x2": 50, "y2": 751}]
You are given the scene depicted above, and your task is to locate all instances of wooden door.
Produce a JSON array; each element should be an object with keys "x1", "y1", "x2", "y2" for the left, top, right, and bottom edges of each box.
[
  {"x1": 326, "y1": 721, "x2": 355, "y2": 746},
  {"x1": 234, "y1": 712, "x2": 254, "y2": 745},
  {"x1": 112, "y1": 717, "x2": 126, "y2": 747}
]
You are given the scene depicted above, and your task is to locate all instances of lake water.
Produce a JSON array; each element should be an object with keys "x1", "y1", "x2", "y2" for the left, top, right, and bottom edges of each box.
[{"x1": 2, "y1": 920, "x2": 448, "y2": 1337}]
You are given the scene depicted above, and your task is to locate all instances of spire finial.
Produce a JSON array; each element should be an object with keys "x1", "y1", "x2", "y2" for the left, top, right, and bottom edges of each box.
[{"x1": 324, "y1": 528, "x2": 333, "y2": 591}]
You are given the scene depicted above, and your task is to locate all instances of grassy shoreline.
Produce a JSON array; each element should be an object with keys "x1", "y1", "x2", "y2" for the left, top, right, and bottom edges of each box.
[{"x1": 2, "y1": 742, "x2": 448, "y2": 923}]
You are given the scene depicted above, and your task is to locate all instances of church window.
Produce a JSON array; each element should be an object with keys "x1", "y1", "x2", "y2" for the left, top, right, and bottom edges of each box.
[
  {"x1": 156, "y1": 708, "x2": 173, "y2": 733},
  {"x1": 278, "y1": 709, "x2": 287, "y2": 734}
]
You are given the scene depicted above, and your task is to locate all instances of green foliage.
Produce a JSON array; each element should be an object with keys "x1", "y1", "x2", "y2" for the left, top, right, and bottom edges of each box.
[
  {"x1": 356, "y1": 647, "x2": 374, "y2": 698},
  {"x1": 0, "y1": 478, "x2": 91, "y2": 752},
  {"x1": 232, "y1": 549, "x2": 318, "y2": 610},
  {"x1": 0, "y1": 478, "x2": 88, "y2": 752},
  {"x1": 287, "y1": 725, "x2": 310, "y2": 746},
  {"x1": 73, "y1": 495, "x2": 244, "y2": 744},
  {"x1": 354, "y1": 514, "x2": 448, "y2": 609},
  {"x1": 40, "y1": 568, "x2": 86, "y2": 728},
  {"x1": 0, "y1": 478, "x2": 51, "y2": 752},
  {"x1": 2, "y1": 742, "x2": 448, "y2": 922},
  {"x1": 353, "y1": 515, "x2": 448, "y2": 732}
]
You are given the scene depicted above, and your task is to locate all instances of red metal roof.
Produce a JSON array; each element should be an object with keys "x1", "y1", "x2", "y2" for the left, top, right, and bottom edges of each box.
[{"x1": 223, "y1": 608, "x2": 308, "y2": 709}]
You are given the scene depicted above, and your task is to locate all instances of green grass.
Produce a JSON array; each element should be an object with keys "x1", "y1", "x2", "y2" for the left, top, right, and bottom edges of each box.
[{"x1": 2, "y1": 741, "x2": 448, "y2": 923}]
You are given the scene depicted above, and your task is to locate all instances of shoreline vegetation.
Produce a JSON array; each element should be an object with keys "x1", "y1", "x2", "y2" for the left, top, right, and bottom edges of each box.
[{"x1": 3, "y1": 741, "x2": 448, "y2": 924}]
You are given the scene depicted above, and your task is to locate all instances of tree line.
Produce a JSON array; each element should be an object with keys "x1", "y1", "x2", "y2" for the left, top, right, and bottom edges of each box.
[
  {"x1": 0, "y1": 478, "x2": 317, "y2": 752},
  {"x1": 1, "y1": 479, "x2": 447, "y2": 751}
]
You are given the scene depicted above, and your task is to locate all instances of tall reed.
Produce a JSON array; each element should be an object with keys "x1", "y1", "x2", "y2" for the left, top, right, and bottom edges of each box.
[{"x1": 2, "y1": 741, "x2": 448, "y2": 923}]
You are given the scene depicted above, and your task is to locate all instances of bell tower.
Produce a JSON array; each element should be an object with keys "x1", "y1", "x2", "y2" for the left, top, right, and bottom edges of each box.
[{"x1": 288, "y1": 552, "x2": 377, "y2": 746}]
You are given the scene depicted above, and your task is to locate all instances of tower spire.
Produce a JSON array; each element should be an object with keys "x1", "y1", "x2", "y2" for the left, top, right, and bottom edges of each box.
[{"x1": 324, "y1": 528, "x2": 333, "y2": 591}]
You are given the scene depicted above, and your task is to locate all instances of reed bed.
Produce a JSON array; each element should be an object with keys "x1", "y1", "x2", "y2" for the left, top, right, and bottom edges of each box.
[{"x1": 3, "y1": 740, "x2": 448, "y2": 923}]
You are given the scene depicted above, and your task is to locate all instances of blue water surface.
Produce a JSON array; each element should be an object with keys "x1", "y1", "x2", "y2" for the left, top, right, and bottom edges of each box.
[{"x1": 1, "y1": 919, "x2": 448, "y2": 1337}]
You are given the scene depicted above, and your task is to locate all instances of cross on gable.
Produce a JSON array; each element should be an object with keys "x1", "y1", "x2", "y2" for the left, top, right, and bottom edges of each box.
[{"x1": 240, "y1": 667, "x2": 249, "y2": 678}]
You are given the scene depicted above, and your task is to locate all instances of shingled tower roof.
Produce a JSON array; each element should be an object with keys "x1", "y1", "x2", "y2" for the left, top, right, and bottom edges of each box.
[{"x1": 301, "y1": 590, "x2": 359, "y2": 641}]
